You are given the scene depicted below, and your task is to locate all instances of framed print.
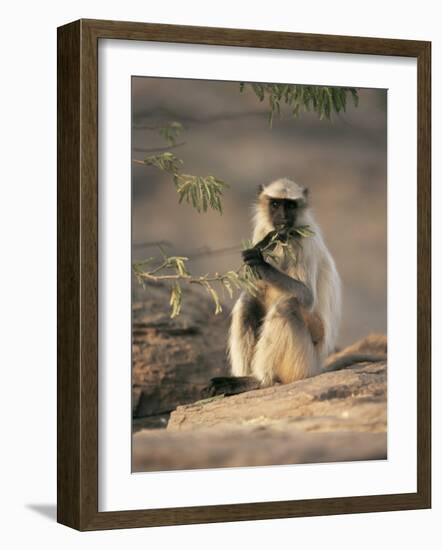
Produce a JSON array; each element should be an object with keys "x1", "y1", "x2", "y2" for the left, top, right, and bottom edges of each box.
[{"x1": 57, "y1": 19, "x2": 431, "y2": 530}]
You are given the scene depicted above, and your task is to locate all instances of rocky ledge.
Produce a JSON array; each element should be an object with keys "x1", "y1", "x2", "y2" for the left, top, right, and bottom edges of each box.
[{"x1": 133, "y1": 330, "x2": 387, "y2": 471}]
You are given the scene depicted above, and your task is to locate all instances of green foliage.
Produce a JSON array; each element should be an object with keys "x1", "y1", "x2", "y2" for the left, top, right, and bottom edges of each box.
[
  {"x1": 143, "y1": 151, "x2": 182, "y2": 174},
  {"x1": 258, "y1": 225, "x2": 316, "y2": 254},
  {"x1": 175, "y1": 175, "x2": 226, "y2": 214},
  {"x1": 261, "y1": 225, "x2": 315, "y2": 265},
  {"x1": 169, "y1": 283, "x2": 182, "y2": 318},
  {"x1": 170, "y1": 256, "x2": 189, "y2": 277},
  {"x1": 159, "y1": 121, "x2": 183, "y2": 146},
  {"x1": 240, "y1": 83, "x2": 359, "y2": 126},
  {"x1": 241, "y1": 225, "x2": 316, "y2": 286},
  {"x1": 142, "y1": 151, "x2": 228, "y2": 214},
  {"x1": 133, "y1": 226, "x2": 314, "y2": 318},
  {"x1": 221, "y1": 268, "x2": 259, "y2": 299},
  {"x1": 133, "y1": 252, "x2": 259, "y2": 318},
  {"x1": 202, "y1": 281, "x2": 223, "y2": 315}
]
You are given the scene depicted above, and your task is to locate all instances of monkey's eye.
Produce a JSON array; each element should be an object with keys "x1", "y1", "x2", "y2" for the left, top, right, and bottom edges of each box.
[
  {"x1": 287, "y1": 201, "x2": 298, "y2": 209},
  {"x1": 271, "y1": 201, "x2": 279, "y2": 208}
]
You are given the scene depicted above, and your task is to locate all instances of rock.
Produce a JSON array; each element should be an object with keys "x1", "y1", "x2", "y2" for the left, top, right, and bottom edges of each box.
[
  {"x1": 132, "y1": 281, "x2": 229, "y2": 418},
  {"x1": 133, "y1": 334, "x2": 387, "y2": 471},
  {"x1": 132, "y1": 414, "x2": 170, "y2": 432},
  {"x1": 335, "y1": 333, "x2": 387, "y2": 356},
  {"x1": 168, "y1": 361, "x2": 387, "y2": 433},
  {"x1": 132, "y1": 428, "x2": 386, "y2": 472},
  {"x1": 167, "y1": 335, "x2": 387, "y2": 433}
]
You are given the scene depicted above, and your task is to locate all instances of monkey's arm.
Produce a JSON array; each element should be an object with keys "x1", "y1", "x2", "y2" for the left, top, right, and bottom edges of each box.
[{"x1": 243, "y1": 248, "x2": 313, "y2": 308}]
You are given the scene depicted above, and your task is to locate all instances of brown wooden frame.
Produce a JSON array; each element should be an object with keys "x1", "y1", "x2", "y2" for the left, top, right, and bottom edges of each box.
[{"x1": 57, "y1": 18, "x2": 431, "y2": 531}]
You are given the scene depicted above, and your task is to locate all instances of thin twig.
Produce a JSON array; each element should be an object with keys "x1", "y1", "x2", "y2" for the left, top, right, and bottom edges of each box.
[
  {"x1": 133, "y1": 240, "x2": 173, "y2": 250},
  {"x1": 132, "y1": 142, "x2": 186, "y2": 154},
  {"x1": 132, "y1": 109, "x2": 266, "y2": 129},
  {"x1": 136, "y1": 270, "x2": 239, "y2": 285}
]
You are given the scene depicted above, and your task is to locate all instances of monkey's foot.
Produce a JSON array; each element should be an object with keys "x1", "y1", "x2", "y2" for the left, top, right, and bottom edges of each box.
[{"x1": 202, "y1": 376, "x2": 261, "y2": 398}]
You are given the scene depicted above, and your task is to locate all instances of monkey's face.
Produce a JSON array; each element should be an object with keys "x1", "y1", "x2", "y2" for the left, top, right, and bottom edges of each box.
[{"x1": 267, "y1": 198, "x2": 301, "y2": 230}]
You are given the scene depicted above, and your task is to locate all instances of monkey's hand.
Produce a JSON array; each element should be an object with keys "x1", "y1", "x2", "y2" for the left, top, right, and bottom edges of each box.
[
  {"x1": 242, "y1": 247, "x2": 266, "y2": 267},
  {"x1": 243, "y1": 247, "x2": 313, "y2": 308}
]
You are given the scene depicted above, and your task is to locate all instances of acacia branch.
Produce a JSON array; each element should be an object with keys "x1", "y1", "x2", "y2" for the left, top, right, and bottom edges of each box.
[
  {"x1": 240, "y1": 83, "x2": 359, "y2": 126},
  {"x1": 133, "y1": 226, "x2": 314, "y2": 318},
  {"x1": 133, "y1": 152, "x2": 228, "y2": 214},
  {"x1": 136, "y1": 270, "x2": 239, "y2": 285}
]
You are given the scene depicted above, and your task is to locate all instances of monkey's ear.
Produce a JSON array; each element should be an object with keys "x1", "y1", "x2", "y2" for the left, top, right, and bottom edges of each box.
[
  {"x1": 302, "y1": 187, "x2": 309, "y2": 199},
  {"x1": 257, "y1": 184, "x2": 265, "y2": 195}
]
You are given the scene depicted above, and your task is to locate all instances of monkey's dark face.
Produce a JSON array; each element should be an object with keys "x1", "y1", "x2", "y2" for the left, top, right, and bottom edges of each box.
[{"x1": 267, "y1": 198, "x2": 301, "y2": 230}]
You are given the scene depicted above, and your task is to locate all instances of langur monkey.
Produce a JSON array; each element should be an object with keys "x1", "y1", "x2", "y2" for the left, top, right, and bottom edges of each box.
[{"x1": 205, "y1": 178, "x2": 386, "y2": 397}]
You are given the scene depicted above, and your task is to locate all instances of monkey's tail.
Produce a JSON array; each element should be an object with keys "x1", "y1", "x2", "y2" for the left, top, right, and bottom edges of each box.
[{"x1": 323, "y1": 353, "x2": 387, "y2": 373}]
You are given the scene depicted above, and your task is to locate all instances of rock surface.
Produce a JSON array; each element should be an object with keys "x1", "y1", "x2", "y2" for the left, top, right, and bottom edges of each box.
[
  {"x1": 132, "y1": 428, "x2": 386, "y2": 472},
  {"x1": 132, "y1": 282, "x2": 229, "y2": 418},
  {"x1": 133, "y1": 334, "x2": 387, "y2": 471},
  {"x1": 167, "y1": 361, "x2": 387, "y2": 433},
  {"x1": 131, "y1": 281, "x2": 387, "y2": 471}
]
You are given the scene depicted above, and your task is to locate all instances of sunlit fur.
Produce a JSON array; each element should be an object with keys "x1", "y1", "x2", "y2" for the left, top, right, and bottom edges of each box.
[{"x1": 228, "y1": 178, "x2": 342, "y2": 385}]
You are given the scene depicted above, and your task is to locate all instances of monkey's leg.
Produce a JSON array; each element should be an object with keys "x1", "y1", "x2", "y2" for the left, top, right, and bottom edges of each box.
[
  {"x1": 252, "y1": 297, "x2": 321, "y2": 385},
  {"x1": 228, "y1": 293, "x2": 264, "y2": 377},
  {"x1": 202, "y1": 294, "x2": 265, "y2": 398},
  {"x1": 301, "y1": 309, "x2": 324, "y2": 347}
]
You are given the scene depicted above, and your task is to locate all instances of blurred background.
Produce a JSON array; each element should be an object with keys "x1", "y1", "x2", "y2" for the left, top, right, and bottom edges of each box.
[{"x1": 132, "y1": 77, "x2": 387, "y2": 347}]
